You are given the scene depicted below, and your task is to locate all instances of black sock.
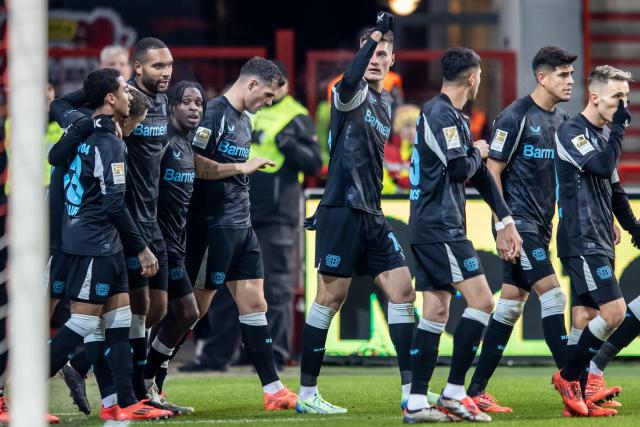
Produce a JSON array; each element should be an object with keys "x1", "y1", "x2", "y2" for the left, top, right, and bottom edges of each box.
[
  {"x1": 447, "y1": 317, "x2": 486, "y2": 386},
  {"x1": 70, "y1": 347, "x2": 91, "y2": 377},
  {"x1": 300, "y1": 323, "x2": 329, "y2": 387},
  {"x1": 562, "y1": 327, "x2": 605, "y2": 381},
  {"x1": 608, "y1": 310, "x2": 640, "y2": 351},
  {"x1": 542, "y1": 314, "x2": 568, "y2": 369},
  {"x1": 155, "y1": 366, "x2": 168, "y2": 392},
  {"x1": 409, "y1": 327, "x2": 441, "y2": 395},
  {"x1": 389, "y1": 322, "x2": 415, "y2": 387},
  {"x1": 85, "y1": 341, "x2": 116, "y2": 400},
  {"x1": 145, "y1": 344, "x2": 172, "y2": 380},
  {"x1": 129, "y1": 336, "x2": 148, "y2": 400},
  {"x1": 49, "y1": 325, "x2": 84, "y2": 377},
  {"x1": 467, "y1": 317, "x2": 513, "y2": 396},
  {"x1": 106, "y1": 327, "x2": 138, "y2": 408},
  {"x1": 240, "y1": 323, "x2": 279, "y2": 386}
]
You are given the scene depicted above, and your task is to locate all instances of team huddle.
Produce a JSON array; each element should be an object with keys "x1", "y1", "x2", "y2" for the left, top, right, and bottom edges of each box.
[{"x1": 39, "y1": 10, "x2": 638, "y2": 424}]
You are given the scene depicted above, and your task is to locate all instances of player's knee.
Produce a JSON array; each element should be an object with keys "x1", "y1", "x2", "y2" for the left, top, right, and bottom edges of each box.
[
  {"x1": 468, "y1": 296, "x2": 494, "y2": 315},
  {"x1": 315, "y1": 289, "x2": 347, "y2": 311},
  {"x1": 146, "y1": 305, "x2": 167, "y2": 328},
  {"x1": 539, "y1": 288, "x2": 566, "y2": 319},
  {"x1": 423, "y1": 305, "x2": 449, "y2": 324},
  {"x1": 588, "y1": 314, "x2": 620, "y2": 342},
  {"x1": 599, "y1": 304, "x2": 626, "y2": 330},
  {"x1": 493, "y1": 298, "x2": 525, "y2": 326},
  {"x1": 388, "y1": 285, "x2": 416, "y2": 305},
  {"x1": 66, "y1": 313, "x2": 101, "y2": 338}
]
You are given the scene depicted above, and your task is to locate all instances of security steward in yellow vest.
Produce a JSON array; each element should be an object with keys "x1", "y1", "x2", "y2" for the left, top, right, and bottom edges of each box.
[{"x1": 194, "y1": 63, "x2": 322, "y2": 370}]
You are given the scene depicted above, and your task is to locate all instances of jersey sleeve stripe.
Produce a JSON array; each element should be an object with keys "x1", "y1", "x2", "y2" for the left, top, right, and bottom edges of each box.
[
  {"x1": 505, "y1": 116, "x2": 527, "y2": 164},
  {"x1": 332, "y1": 82, "x2": 369, "y2": 112},
  {"x1": 555, "y1": 131, "x2": 582, "y2": 171},
  {"x1": 422, "y1": 114, "x2": 447, "y2": 165},
  {"x1": 94, "y1": 147, "x2": 106, "y2": 195}
]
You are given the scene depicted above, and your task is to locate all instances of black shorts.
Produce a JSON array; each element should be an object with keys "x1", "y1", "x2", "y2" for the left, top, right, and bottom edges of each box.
[
  {"x1": 561, "y1": 255, "x2": 623, "y2": 309},
  {"x1": 125, "y1": 221, "x2": 168, "y2": 291},
  {"x1": 412, "y1": 239, "x2": 484, "y2": 293},
  {"x1": 65, "y1": 252, "x2": 129, "y2": 304},
  {"x1": 503, "y1": 232, "x2": 555, "y2": 292},
  {"x1": 315, "y1": 206, "x2": 407, "y2": 278},
  {"x1": 47, "y1": 250, "x2": 68, "y2": 300},
  {"x1": 167, "y1": 254, "x2": 193, "y2": 300},
  {"x1": 192, "y1": 226, "x2": 264, "y2": 291}
]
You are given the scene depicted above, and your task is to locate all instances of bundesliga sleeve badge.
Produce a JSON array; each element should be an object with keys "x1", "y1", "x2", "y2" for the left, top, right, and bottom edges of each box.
[
  {"x1": 111, "y1": 162, "x2": 126, "y2": 184},
  {"x1": 490, "y1": 129, "x2": 508, "y2": 152},
  {"x1": 571, "y1": 134, "x2": 595, "y2": 155},
  {"x1": 193, "y1": 126, "x2": 212, "y2": 149},
  {"x1": 443, "y1": 126, "x2": 461, "y2": 149}
]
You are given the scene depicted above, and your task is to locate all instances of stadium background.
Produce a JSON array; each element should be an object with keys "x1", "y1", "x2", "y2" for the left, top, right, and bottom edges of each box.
[{"x1": 3, "y1": 0, "x2": 640, "y2": 361}]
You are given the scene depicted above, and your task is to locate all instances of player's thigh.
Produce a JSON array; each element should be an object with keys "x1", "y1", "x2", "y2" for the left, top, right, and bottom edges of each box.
[
  {"x1": 197, "y1": 227, "x2": 237, "y2": 291},
  {"x1": 500, "y1": 283, "x2": 529, "y2": 302},
  {"x1": 167, "y1": 257, "x2": 194, "y2": 302},
  {"x1": 193, "y1": 288, "x2": 217, "y2": 320},
  {"x1": 510, "y1": 232, "x2": 555, "y2": 292},
  {"x1": 374, "y1": 266, "x2": 415, "y2": 304},
  {"x1": 563, "y1": 255, "x2": 622, "y2": 315},
  {"x1": 412, "y1": 243, "x2": 457, "y2": 295},
  {"x1": 47, "y1": 250, "x2": 69, "y2": 301},
  {"x1": 185, "y1": 211, "x2": 209, "y2": 285},
  {"x1": 66, "y1": 254, "x2": 126, "y2": 308},
  {"x1": 455, "y1": 275, "x2": 494, "y2": 313},
  {"x1": 420, "y1": 290, "x2": 452, "y2": 324},
  {"x1": 227, "y1": 278, "x2": 267, "y2": 315},
  {"x1": 531, "y1": 274, "x2": 562, "y2": 296},
  {"x1": 148, "y1": 223, "x2": 169, "y2": 293},
  {"x1": 315, "y1": 206, "x2": 361, "y2": 278}
]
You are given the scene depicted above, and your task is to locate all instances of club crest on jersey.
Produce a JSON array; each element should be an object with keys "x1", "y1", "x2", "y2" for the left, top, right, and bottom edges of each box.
[
  {"x1": 571, "y1": 134, "x2": 594, "y2": 155},
  {"x1": 193, "y1": 126, "x2": 211, "y2": 149},
  {"x1": 111, "y1": 162, "x2": 125, "y2": 184},
  {"x1": 325, "y1": 254, "x2": 341, "y2": 268},
  {"x1": 211, "y1": 272, "x2": 226, "y2": 285},
  {"x1": 443, "y1": 126, "x2": 461, "y2": 149},
  {"x1": 463, "y1": 257, "x2": 479, "y2": 272},
  {"x1": 170, "y1": 267, "x2": 184, "y2": 280},
  {"x1": 532, "y1": 248, "x2": 546, "y2": 261},
  {"x1": 596, "y1": 266, "x2": 613, "y2": 280},
  {"x1": 490, "y1": 129, "x2": 508, "y2": 152},
  {"x1": 95, "y1": 283, "x2": 110, "y2": 297}
]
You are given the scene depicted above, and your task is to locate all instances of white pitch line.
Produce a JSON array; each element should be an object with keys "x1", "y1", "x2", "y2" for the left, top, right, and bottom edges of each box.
[{"x1": 134, "y1": 415, "x2": 399, "y2": 425}]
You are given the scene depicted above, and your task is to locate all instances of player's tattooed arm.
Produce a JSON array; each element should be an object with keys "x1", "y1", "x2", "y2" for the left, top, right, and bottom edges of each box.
[{"x1": 194, "y1": 153, "x2": 275, "y2": 179}]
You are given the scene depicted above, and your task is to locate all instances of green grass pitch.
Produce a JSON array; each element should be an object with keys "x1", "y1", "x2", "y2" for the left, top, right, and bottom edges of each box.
[{"x1": 49, "y1": 364, "x2": 640, "y2": 426}]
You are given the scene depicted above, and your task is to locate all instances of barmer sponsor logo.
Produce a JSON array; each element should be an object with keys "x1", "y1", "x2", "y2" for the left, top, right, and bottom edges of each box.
[
  {"x1": 217, "y1": 140, "x2": 250, "y2": 159},
  {"x1": 163, "y1": 168, "x2": 195, "y2": 183},
  {"x1": 364, "y1": 109, "x2": 391, "y2": 139},
  {"x1": 133, "y1": 123, "x2": 168, "y2": 137},
  {"x1": 523, "y1": 144, "x2": 554, "y2": 159}
]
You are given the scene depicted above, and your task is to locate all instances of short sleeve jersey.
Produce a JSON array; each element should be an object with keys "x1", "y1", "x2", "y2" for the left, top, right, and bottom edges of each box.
[
  {"x1": 409, "y1": 93, "x2": 474, "y2": 243},
  {"x1": 555, "y1": 114, "x2": 616, "y2": 258},
  {"x1": 190, "y1": 96, "x2": 252, "y2": 228},
  {"x1": 124, "y1": 79, "x2": 169, "y2": 223},
  {"x1": 488, "y1": 96, "x2": 569, "y2": 242},
  {"x1": 158, "y1": 125, "x2": 195, "y2": 257},
  {"x1": 61, "y1": 116, "x2": 126, "y2": 256},
  {"x1": 320, "y1": 79, "x2": 393, "y2": 215}
]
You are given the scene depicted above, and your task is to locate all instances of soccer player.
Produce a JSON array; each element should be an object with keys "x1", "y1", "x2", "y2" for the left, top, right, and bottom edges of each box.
[
  {"x1": 552, "y1": 65, "x2": 632, "y2": 417},
  {"x1": 466, "y1": 46, "x2": 577, "y2": 413},
  {"x1": 100, "y1": 45, "x2": 133, "y2": 81},
  {"x1": 49, "y1": 86, "x2": 153, "y2": 417},
  {"x1": 125, "y1": 37, "x2": 174, "y2": 400},
  {"x1": 184, "y1": 56, "x2": 297, "y2": 410},
  {"x1": 48, "y1": 68, "x2": 171, "y2": 421},
  {"x1": 143, "y1": 81, "x2": 204, "y2": 414},
  {"x1": 404, "y1": 47, "x2": 522, "y2": 423},
  {"x1": 298, "y1": 12, "x2": 418, "y2": 415}
]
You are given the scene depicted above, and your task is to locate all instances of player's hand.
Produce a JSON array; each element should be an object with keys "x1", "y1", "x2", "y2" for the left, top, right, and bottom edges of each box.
[
  {"x1": 495, "y1": 228, "x2": 510, "y2": 260},
  {"x1": 138, "y1": 247, "x2": 159, "y2": 278},
  {"x1": 500, "y1": 224, "x2": 522, "y2": 263},
  {"x1": 374, "y1": 11, "x2": 394, "y2": 34},
  {"x1": 241, "y1": 157, "x2": 276, "y2": 174},
  {"x1": 304, "y1": 211, "x2": 318, "y2": 231},
  {"x1": 612, "y1": 99, "x2": 631, "y2": 127},
  {"x1": 613, "y1": 224, "x2": 622, "y2": 245},
  {"x1": 473, "y1": 139, "x2": 489, "y2": 159}
]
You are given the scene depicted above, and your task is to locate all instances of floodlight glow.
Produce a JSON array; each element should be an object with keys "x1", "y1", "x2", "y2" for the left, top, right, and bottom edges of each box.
[{"x1": 389, "y1": 0, "x2": 420, "y2": 16}]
